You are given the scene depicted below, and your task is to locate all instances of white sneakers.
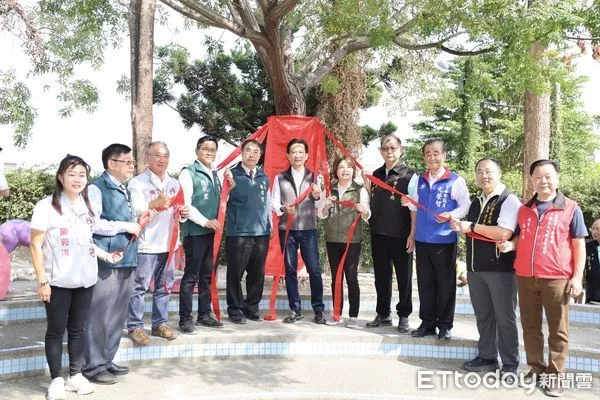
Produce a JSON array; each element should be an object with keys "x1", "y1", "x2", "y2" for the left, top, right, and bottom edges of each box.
[
  {"x1": 345, "y1": 317, "x2": 359, "y2": 329},
  {"x1": 47, "y1": 377, "x2": 65, "y2": 400},
  {"x1": 65, "y1": 373, "x2": 95, "y2": 395},
  {"x1": 326, "y1": 315, "x2": 344, "y2": 325}
]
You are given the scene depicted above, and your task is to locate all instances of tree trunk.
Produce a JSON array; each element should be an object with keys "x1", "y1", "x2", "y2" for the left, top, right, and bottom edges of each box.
[
  {"x1": 549, "y1": 82, "x2": 562, "y2": 161},
  {"x1": 522, "y1": 89, "x2": 551, "y2": 200},
  {"x1": 129, "y1": 0, "x2": 156, "y2": 173}
]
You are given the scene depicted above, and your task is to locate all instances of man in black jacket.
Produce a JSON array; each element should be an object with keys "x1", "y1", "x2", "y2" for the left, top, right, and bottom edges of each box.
[{"x1": 365, "y1": 135, "x2": 416, "y2": 333}]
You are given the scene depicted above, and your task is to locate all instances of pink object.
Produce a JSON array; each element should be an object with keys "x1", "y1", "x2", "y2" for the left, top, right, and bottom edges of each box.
[{"x1": 0, "y1": 244, "x2": 10, "y2": 300}]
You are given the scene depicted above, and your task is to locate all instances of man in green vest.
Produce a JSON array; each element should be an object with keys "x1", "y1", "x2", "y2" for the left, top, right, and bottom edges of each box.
[{"x1": 178, "y1": 136, "x2": 223, "y2": 332}]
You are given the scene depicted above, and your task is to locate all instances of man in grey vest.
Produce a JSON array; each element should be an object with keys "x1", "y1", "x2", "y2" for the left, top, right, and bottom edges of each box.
[
  {"x1": 84, "y1": 143, "x2": 147, "y2": 385},
  {"x1": 178, "y1": 136, "x2": 223, "y2": 332},
  {"x1": 272, "y1": 138, "x2": 326, "y2": 324},
  {"x1": 225, "y1": 139, "x2": 272, "y2": 324}
]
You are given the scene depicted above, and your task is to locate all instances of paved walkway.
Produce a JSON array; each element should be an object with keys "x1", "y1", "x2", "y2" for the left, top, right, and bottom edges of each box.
[{"x1": 0, "y1": 357, "x2": 598, "y2": 400}]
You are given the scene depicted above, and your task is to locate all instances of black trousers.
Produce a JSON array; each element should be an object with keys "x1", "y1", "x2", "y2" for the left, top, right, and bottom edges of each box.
[
  {"x1": 179, "y1": 233, "x2": 215, "y2": 321},
  {"x1": 44, "y1": 285, "x2": 93, "y2": 379},
  {"x1": 327, "y1": 242, "x2": 361, "y2": 318},
  {"x1": 371, "y1": 234, "x2": 413, "y2": 318},
  {"x1": 415, "y1": 241, "x2": 457, "y2": 330},
  {"x1": 226, "y1": 235, "x2": 269, "y2": 316}
]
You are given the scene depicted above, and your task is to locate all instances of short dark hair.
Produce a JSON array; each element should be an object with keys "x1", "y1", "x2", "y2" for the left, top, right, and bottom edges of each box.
[
  {"x1": 286, "y1": 138, "x2": 309, "y2": 153},
  {"x1": 332, "y1": 156, "x2": 356, "y2": 180},
  {"x1": 421, "y1": 139, "x2": 447, "y2": 155},
  {"x1": 102, "y1": 143, "x2": 132, "y2": 170},
  {"x1": 475, "y1": 157, "x2": 502, "y2": 171},
  {"x1": 196, "y1": 136, "x2": 218, "y2": 150},
  {"x1": 380, "y1": 135, "x2": 402, "y2": 147},
  {"x1": 242, "y1": 139, "x2": 262, "y2": 152},
  {"x1": 529, "y1": 159, "x2": 560, "y2": 176}
]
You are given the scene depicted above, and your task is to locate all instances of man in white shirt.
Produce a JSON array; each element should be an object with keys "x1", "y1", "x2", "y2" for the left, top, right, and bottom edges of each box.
[{"x1": 127, "y1": 142, "x2": 189, "y2": 344}]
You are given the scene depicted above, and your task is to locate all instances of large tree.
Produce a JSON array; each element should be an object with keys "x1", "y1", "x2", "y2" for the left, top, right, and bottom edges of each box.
[{"x1": 157, "y1": 0, "x2": 495, "y2": 115}]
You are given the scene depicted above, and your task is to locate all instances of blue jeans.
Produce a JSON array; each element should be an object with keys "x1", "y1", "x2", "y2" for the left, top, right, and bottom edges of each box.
[
  {"x1": 127, "y1": 252, "x2": 175, "y2": 330},
  {"x1": 279, "y1": 230, "x2": 324, "y2": 313}
]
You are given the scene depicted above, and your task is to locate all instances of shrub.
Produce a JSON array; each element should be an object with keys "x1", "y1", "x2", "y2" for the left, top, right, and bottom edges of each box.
[{"x1": 0, "y1": 169, "x2": 55, "y2": 221}]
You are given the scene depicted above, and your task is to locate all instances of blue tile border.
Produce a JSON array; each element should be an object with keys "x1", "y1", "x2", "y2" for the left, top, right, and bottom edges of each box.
[
  {"x1": 3, "y1": 297, "x2": 600, "y2": 326},
  {"x1": 1, "y1": 341, "x2": 598, "y2": 378}
]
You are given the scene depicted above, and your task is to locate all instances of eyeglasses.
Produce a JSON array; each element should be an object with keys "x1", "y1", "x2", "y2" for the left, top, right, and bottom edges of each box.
[
  {"x1": 199, "y1": 147, "x2": 217, "y2": 153},
  {"x1": 380, "y1": 146, "x2": 399, "y2": 152},
  {"x1": 111, "y1": 159, "x2": 135, "y2": 166},
  {"x1": 243, "y1": 149, "x2": 261, "y2": 155}
]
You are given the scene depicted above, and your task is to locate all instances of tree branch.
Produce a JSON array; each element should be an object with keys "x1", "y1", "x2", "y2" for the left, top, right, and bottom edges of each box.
[
  {"x1": 440, "y1": 45, "x2": 495, "y2": 56},
  {"x1": 267, "y1": 0, "x2": 299, "y2": 24},
  {"x1": 160, "y1": 0, "x2": 242, "y2": 34},
  {"x1": 225, "y1": 1, "x2": 243, "y2": 27},
  {"x1": 300, "y1": 36, "x2": 371, "y2": 90},
  {"x1": 231, "y1": 0, "x2": 262, "y2": 32},
  {"x1": 159, "y1": 0, "x2": 217, "y2": 26}
]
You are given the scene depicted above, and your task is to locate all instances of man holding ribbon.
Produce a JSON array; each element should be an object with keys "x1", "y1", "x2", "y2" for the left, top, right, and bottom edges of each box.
[
  {"x1": 272, "y1": 138, "x2": 326, "y2": 324},
  {"x1": 127, "y1": 142, "x2": 188, "y2": 344},
  {"x1": 449, "y1": 157, "x2": 521, "y2": 376},
  {"x1": 365, "y1": 135, "x2": 416, "y2": 333},
  {"x1": 178, "y1": 136, "x2": 224, "y2": 331},
  {"x1": 407, "y1": 139, "x2": 470, "y2": 341},
  {"x1": 83, "y1": 143, "x2": 146, "y2": 385},
  {"x1": 225, "y1": 139, "x2": 272, "y2": 324}
]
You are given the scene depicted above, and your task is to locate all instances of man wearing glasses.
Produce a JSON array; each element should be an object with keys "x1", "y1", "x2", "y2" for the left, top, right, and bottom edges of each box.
[
  {"x1": 177, "y1": 136, "x2": 224, "y2": 331},
  {"x1": 365, "y1": 134, "x2": 417, "y2": 333},
  {"x1": 84, "y1": 143, "x2": 146, "y2": 384}
]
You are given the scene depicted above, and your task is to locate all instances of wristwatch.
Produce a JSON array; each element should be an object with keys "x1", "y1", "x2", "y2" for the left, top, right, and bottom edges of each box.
[
  {"x1": 39, "y1": 281, "x2": 49, "y2": 287},
  {"x1": 470, "y1": 222, "x2": 476, "y2": 232}
]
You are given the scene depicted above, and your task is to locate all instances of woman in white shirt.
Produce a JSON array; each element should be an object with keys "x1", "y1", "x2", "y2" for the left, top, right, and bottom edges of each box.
[
  {"x1": 320, "y1": 156, "x2": 371, "y2": 328},
  {"x1": 30, "y1": 155, "x2": 121, "y2": 400}
]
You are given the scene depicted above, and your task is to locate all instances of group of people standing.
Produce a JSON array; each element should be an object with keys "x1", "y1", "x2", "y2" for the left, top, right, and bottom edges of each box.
[{"x1": 29, "y1": 133, "x2": 595, "y2": 400}]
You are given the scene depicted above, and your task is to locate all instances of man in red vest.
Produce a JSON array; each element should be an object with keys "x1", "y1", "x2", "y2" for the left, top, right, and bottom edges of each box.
[{"x1": 499, "y1": 159, "x2": 586, "y2": 398}]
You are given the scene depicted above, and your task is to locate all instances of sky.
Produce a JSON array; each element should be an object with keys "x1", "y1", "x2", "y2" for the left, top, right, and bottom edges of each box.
[{"x1": 1, "y1": 12, "x2": 599, "y2": 174}]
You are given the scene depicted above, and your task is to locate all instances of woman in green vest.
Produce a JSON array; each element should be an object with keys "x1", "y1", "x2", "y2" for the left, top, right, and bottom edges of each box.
[{"x1": 320, "y1": 156, "x2": 371, "y2": 328}]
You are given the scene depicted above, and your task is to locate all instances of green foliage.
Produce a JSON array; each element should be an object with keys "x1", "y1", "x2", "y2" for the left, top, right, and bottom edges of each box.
[
  {"x1": 320, "y1": 76, "x2": 342, "y2": 95},
  {"x1": 0, "y1": 70, "x2": 37, "y2": 148},
  {"x1": 153, "y1": 40, "x2": 275, "y2": 145},
  {"x1": 0, "y1": 169, "x2": 55, "y2": 221},
  {"x1": 360, "y1": 121, "x2": 397, "y2": 146}
]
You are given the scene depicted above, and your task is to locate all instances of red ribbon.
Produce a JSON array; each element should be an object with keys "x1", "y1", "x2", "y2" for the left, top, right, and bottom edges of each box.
[
  {"x1": 112, "y1": 187, "x2": 184, "y2": 294},
  {"x1": 264, "y1": 183, "x2": 316, "y2": 321},
  {"x1": 329, "y1": 199, "x2": 362, "y2": 322}
]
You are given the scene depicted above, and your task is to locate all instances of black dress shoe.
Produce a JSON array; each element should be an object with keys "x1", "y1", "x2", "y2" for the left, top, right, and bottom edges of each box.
[
  {"x1": 397, "y1": 317, "x2": 410, "y2": 333},
  {"x1": 228, "y1": 314, "x2": 247, "y2": 324},
  {"x1": 314, "y1": 311, "x2": 326, "y2": 324},
  {"x1": 438, "y1": 328, "x2": 452, "y2": 341},
  {"x1": 244, "y1": 311, "x2": 264, "y2": 322},
  {"x1": 365, "y1": 315, "x2": 392, "y2": 328},
  {"x1": 411, "y1": 326, "x2": 437, "y2": 338},
  {"x1": 196, "y1": 315, "x2": 224, "y2": 328},
  {"x1": 283, "y1": 310, "x2": 303, "y2": 323},
  {"x1": 106, "y1": 364, "x2": 129, "y2": 375},
  {"x1": 88, "y1": 371, "x2": 117, "y2": 385},
  {"x1": 463, "y1": 356, "x2": 499, "y2": 372},
  {"x1": 179, "y1": 319, "x2": 195, "y2": 333}
]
